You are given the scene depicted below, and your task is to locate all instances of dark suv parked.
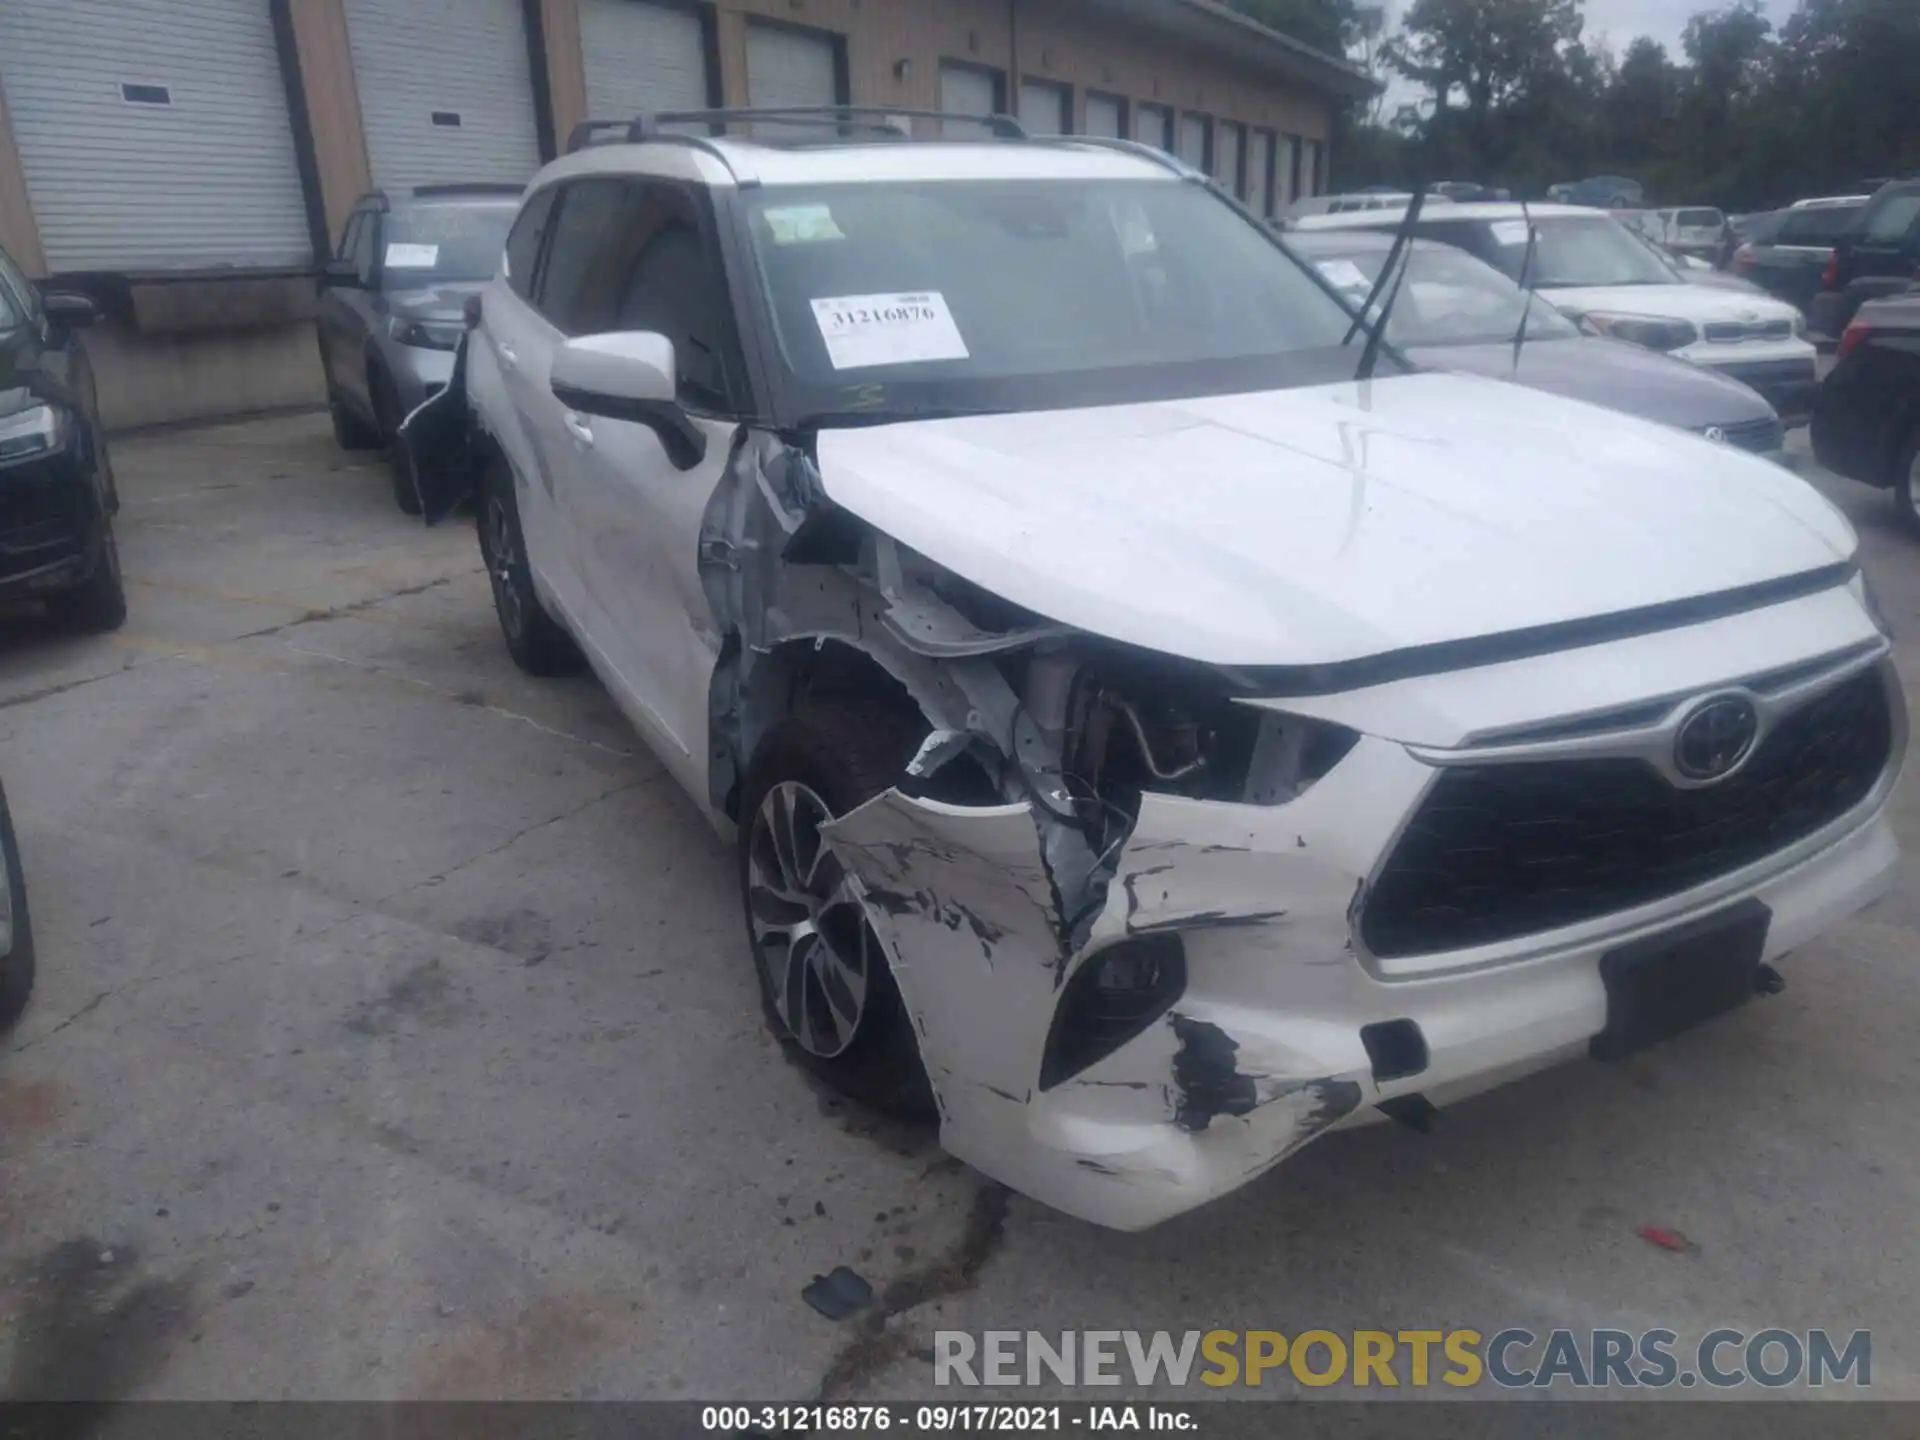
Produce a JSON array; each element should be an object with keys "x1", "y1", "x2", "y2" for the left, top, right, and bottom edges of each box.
[
  {"x1": 1811, "y1": 178, "x2": 1920, "y2": 341},
  {"x1": 0, "y1": 242, "x2": 125, "y2": 631},
  {"x1": 317, "y1": 185, "x2": 521, "y2": 513}
]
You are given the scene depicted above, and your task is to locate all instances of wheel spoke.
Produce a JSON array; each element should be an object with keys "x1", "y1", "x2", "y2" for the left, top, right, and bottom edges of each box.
[{"x1": 811, "y1": 924, "x2": 868, "y2": 1032}]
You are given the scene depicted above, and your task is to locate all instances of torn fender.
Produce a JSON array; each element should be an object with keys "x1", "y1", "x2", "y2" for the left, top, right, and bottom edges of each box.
[{"x1": 821, "y1": 793, "x2": 1065, "y2": 1106}]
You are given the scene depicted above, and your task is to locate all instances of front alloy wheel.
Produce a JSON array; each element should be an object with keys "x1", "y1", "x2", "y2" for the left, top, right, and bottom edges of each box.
[{"x1": 746, "y1": 781, "x2": 875, "y2": 1059}]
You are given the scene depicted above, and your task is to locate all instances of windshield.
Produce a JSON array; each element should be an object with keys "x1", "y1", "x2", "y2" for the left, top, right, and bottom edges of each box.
[
  {"x1": 1483, "y1": 215, "x2": 1679, "y2": 288},
  {"x1": 740, "y1": 179, "x2": 1367, "y2": 421},
  {"x1": 1776, "y1": 204, "x2": 1866, "y2": 244},
  {"x1": 381, "y1": 201, "x2": 517, "y2": 286},
  {"x1": 1303, "y1": 241, "x2": 1579, "y2": 347},
  {"x1": 1675, "y1": 209, "x2": 1724, "y2": 229}
]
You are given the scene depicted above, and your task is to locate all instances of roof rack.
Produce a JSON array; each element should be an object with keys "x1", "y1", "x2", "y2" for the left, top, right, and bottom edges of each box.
[
  {"x1": 565, "y1": 106, "x2": 1028, "y2": 154},
  {"x1": 411, "y1": 182, "x2": 525, "y2": 197}
]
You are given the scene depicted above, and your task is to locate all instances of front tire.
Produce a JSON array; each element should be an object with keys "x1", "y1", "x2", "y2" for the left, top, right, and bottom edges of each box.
[
  {"x1": 0, "y1": 786, "x2": 37, "y2": 1032},
  {"x1": 477, "y1": 458, "x2": 582, "y2": 677},
  {"x1": 48, "y1": 524, "x2": 127, "y2": 633},
  {"x1": 1894, "y1": 429, "x2": 1920, "y2": 541},
  {"x1": 739, "y1": 698, "x2": 934, "y2": 1116}
]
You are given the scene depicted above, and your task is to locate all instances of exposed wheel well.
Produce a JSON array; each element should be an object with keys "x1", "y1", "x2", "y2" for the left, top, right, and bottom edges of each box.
[{"x1": 723, "y1": 639, "x2": 931, "y2": 823}]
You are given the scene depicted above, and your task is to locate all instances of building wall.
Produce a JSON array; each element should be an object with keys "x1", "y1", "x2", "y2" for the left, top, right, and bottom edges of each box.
[{"x1": 0, "y1": 0, "x2": 1346, "y2": 430}]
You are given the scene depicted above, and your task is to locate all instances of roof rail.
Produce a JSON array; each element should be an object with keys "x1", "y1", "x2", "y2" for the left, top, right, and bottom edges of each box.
[
  {"x1": 629, "y1": 106, "x2": 1029, "y2": 141},
  {"x1": 1040, "y1": 135, "x2": 1206, "y2": 182},
  {"x1": 411, "y1": 182, "x2": 525, "y2": 198}
]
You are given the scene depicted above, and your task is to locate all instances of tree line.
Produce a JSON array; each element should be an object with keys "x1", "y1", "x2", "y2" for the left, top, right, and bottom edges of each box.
[{"x1": 1229, "y1": 0, "x2": 1920, "y2": 210}]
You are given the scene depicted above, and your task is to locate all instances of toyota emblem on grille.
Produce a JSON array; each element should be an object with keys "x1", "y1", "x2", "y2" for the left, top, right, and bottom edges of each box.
[
  {"x1": 1703, "y1": 426, "x2": 1728, "y2": 444},
  {"x1": 1674, "y1": 695, "x2": 1761, "y2": 782}
]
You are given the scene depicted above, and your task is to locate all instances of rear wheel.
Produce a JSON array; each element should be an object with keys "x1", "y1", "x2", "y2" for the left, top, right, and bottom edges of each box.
[
  {"x1": 477, "y1": 458, "x2": 583, "y2": 677},
  {"x1": 328, "y1": 386, "x2": 381, "y2": 451},
  {"x1": 739, "y1": 698, "x2": 934, "y2": 1116},
  {"x1": 48, "y1": 523, "x2": 127, "y2": 633},
  {"x1": 1895, "y1": 430, "x2": 1920, "y2": 541},
  {"x1": 0, "y1": 786, "x2": 37, "y2": 1032}
]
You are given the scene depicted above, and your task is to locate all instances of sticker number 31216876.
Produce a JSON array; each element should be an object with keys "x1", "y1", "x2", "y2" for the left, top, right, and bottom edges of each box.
[{"x1": 809, "y1": 291, "x2": 972, "y2": 370}]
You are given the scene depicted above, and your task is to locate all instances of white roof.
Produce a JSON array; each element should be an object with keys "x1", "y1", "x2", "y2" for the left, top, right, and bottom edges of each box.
[
  {"x1": 1790, "y1": 194, "x2": 1872, "y2": 209},
  {"x1": 531, "y1": 136, "x2": 1186, "y2": 192},
  {"x1": 1294, "y1": 201, "x2": 1610, "y2": 230}
]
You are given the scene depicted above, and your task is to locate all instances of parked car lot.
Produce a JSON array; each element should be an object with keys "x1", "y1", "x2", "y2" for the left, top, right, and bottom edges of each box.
[
  {"x1": 0, "y1": 410, "x2": 1914, "y2": 1399},
  {"x1": 1284, "y1": 229, "x2": 1787, "y2": 459},
  {"x1": 1298, "y1": 202, "x2": 1821, "y2": 422},
  {"x1": 1737, "y1": 196, "x2": 1872, "y2": 315},
  {"x1": 1813, "y1": 292, "x2": 1920, "y2": 531}
]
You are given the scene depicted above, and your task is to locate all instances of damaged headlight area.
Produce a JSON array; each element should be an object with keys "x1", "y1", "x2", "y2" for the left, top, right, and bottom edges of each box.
[{"x1": 1019, "y1": 644, "x2": 1360, "y2": 814}]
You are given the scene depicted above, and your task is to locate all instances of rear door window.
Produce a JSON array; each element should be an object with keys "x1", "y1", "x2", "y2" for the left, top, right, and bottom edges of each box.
[{"x1": 1776, "y1": 205, "x2": 1865, "y2": 245}]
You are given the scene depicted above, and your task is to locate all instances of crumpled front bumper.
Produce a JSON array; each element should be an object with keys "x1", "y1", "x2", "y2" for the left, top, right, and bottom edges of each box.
[
  {"x1": 827, "y1": 772, "x2": 1898, "y2": 1230},
  {"x1": 822, "y1": 626, "x2": 1905, "y2": 1230}
]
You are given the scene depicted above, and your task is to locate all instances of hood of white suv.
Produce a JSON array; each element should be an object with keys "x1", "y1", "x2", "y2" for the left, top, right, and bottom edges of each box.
[
  {"x1": 813, "y1": 371, "x2": 1854, "y2": 668},
  {"x1": 1538, "y1": 282, "x2": 1800, "y2": 326}
]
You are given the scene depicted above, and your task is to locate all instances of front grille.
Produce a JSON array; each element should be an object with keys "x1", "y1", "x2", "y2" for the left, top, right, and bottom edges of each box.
[
  {"x1": 0, "y1": 471, "x2": 84, "y2": 556},
  {"x1": 1711, "y1": 417, "x2": 1784, "y2": 454},
  {"x1": 1362, "y1": 669, "x2": 1894, "y2": 958},
  {"x1": 1703, "y1": 320, "x2": 1795, "y2": 344}
]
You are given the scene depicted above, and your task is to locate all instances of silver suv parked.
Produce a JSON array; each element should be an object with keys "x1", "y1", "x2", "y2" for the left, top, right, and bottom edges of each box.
[{"x1": 317, "y1": 185, "x2": 520, "y2": 512}]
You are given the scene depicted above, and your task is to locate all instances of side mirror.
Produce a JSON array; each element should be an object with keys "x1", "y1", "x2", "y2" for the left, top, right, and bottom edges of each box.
[
  {"x1": 549, "y1": 332, "x2": 707, "y2": 471},
  {"x1": 42, "y1": 291, "x2": 99, "y2": 330},
  {"x1": 322, "y1": 258, "x2": 361, "y2": 288}
]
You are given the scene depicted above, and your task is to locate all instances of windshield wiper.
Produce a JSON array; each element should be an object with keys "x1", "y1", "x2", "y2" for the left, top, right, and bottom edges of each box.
[
  {"x1": 1510, "y1": 199, "x2": 1540, "y2": 370},
  {"x1": 1353, "y1": 184, "x2": 1429, "y2": 382}
]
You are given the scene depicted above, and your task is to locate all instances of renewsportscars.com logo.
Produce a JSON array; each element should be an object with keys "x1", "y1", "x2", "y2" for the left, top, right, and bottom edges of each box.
[{"x1": 933, "y1": 1328, "x2": 1872, "y2": 1391}]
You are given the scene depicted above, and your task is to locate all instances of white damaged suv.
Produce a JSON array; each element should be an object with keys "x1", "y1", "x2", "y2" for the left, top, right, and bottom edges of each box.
[{"x1": 407, "y1": 112, "x2": 1906, "y2": 1231}]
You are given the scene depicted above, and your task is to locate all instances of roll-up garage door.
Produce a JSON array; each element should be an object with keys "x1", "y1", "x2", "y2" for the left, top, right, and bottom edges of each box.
[
  {"x1": 940, "y1": 63, "x2": 1002, "y2": 135},
  {"x1": 345, "y1": 0, "x2": 541, "y2": 193},
  {"x1": 1019, "y1": 80, "x2": 1071, "y2": 135},
  {"x1": 582, "y1": 0, "x2": 711, "y2": 126},
  {"x1": 1249, "y1": 130, "x2": 1275, "y2": 216},
  {"x1": 1136, "y1": 104, "x2": 1174, "y2": 154},
  {"x1": 1084, "y1": 94, "x2": 1124, "y2": 139},
  {"x1": 1217, "y1": 121, "x2": 1244, "y2": 198},
  {"x1": 746, "y1": 22, "x2": 839, "y2": 111},
  {"x1": 1178, "y1": 114, "x2": 1209, "y2": 170},
  {"x1": 0, "y1": 0, "x2": 310, "y2": 272}
]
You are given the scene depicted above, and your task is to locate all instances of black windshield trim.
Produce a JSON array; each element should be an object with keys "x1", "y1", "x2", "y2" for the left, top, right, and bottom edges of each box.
[{"x1": 1218, "y1": 561, "x2": 1859, "y2": 698}]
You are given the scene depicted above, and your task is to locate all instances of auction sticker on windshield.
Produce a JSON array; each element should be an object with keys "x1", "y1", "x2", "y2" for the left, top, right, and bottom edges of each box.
[
  {"x1": 810, "y1": 292, "x2": 970, "y2": 370},
  {"x1": 1490, "y1": 220, "x2": 1533, "y2": 247},
  {"x1": 385, "y1": 243, "x2": 440, "y2": 269}
]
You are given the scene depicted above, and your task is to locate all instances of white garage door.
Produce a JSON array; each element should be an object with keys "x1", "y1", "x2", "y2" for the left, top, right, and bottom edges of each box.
[
  {"x1": 0, "y1": 0, "x2": 310, "y2": 272},
  {"x1": 1178, "y1": 114, "x2": 1208, "y2": 170},
  {"x1": 1217, "y1": 121, "x2": 1244, "y2": 197},
  {"x1": 746, "y1": 22, "x2": 838, "y2": 110},
  {"x1": 1249, "y1": 130, "x2": 1275, "y2": 216},
  {"x1": 1084, "y1": 94, "x2": 1123, "y2": 139},
  {"x1": 345, "y1": 0, "x2": 541, "y2": 193},
  {"x1": 940, "y1": 63, "x2": 1001, "y2": 134},
  {"x1": 582, "y1": 0, "x2": 710, "y2": 127},
  {"x1": 1019, "y1": 80, "x2": 1071, "y2": 135},
  {"x1": 1136, "y1": 104, "x2": 1174, "y2": 153}
]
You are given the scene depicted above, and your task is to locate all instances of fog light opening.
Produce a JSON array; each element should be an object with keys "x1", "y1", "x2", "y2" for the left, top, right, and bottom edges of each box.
[
  {"x1": 1360, "y1": 1018, "x2": 1429, "y2": 1083},
  {"x1": 1038, "y1": 933, "x2": 1188, "y2": 1091}
]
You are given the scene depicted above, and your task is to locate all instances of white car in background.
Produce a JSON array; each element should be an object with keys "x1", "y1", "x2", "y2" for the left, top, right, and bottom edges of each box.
[
  {"x1": 408, "y1": 117, "x2": 1903, "y2": 1231},
  {"x1": 1298, "y1": 202, "x2": 1821, "y2": 422}
]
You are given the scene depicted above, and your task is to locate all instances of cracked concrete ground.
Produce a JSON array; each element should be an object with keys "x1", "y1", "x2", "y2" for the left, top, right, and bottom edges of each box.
[{"x1": 0, "y1": 415, "x2": 1917, "y2": 1402}]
